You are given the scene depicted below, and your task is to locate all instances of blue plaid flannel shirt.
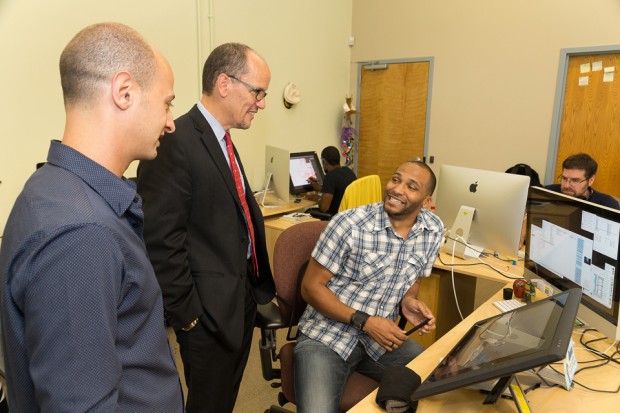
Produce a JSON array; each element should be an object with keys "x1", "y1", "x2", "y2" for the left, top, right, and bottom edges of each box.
[{"x1": 298, "y1": 202, "x2": 444, "y2": 361}]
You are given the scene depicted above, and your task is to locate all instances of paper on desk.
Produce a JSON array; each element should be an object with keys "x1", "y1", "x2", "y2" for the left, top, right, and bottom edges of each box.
[{"x1": 280, "y1": 212, "x2": 312, "y2": 222}]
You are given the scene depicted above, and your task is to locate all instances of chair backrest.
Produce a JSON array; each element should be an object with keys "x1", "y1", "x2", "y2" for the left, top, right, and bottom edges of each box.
[
  {"x1": 505, "y1": 163, "x2": 542, "y2": 187},
  {"x1": 272, "y1": 220, "x2": 329, "y2": 327},
  {"x1": 337, "y1": 174, "x2": 383, "y2": 213}
]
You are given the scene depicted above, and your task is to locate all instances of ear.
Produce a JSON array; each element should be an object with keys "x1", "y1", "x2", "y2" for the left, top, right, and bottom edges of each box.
[
  {"x1": 588, "y1": 175, "x2": 596, "y2": 187},
  {"x1": 111, "y1": 71, "x2": 135, "y2": 110},
  {"x1": 423, "y1": 196, "x2": 433, "y2": 209},
  {"x1": 215, "y1": 73, "x2": 231, "y2": 98}
]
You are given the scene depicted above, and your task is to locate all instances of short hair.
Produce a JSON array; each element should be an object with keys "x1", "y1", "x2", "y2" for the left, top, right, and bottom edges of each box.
[
  {"x1": 202, "y1": 43, "x2": 255, "y2": 95},
  {"x1": 60, "y1": 22, "x2": 157, "y2": 106},
  {"x1": 562, "y1": 153, "x2": 598, "y2": 179},
  {"x1": 406, "y1": 160, "x2": 437, "y2": 195},
  {"x1": 321, "y1": 146, "x2": 341, "y2": 165}
]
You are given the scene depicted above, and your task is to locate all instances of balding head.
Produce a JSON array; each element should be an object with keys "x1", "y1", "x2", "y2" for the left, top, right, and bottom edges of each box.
[{"x1": 60, "y1": 22, "x2": 157, "y2": 107}]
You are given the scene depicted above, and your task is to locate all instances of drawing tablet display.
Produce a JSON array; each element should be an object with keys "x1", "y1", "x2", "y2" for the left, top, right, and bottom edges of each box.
[{"x1": 411, "y1": 288, "x2": 581, "y2": 401}]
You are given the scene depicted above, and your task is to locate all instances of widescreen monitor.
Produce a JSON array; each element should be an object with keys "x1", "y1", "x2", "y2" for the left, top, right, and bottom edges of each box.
[
  {"x1": 434, "y1": 165, "x2": 530, "y2": 259},
  {"x1": 289, "y1": 151, "x2": 324, "y2": 195},
  {"x1": 410, "y1": 288, "x2": 582, "y2": 402},
  {"x1": 524, "y1": 186, "x2": 620, "y2": 341}
]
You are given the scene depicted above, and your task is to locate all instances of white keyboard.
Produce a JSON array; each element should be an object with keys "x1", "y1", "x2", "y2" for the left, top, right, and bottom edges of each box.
[{"x1": 493, "y1": 299, "x2": 526, "y2": 313}]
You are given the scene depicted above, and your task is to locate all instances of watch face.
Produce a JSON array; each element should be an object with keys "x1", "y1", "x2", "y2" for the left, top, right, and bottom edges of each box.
[{"x1": 351, "y1": 312, "x2": 367, "y2": 329}]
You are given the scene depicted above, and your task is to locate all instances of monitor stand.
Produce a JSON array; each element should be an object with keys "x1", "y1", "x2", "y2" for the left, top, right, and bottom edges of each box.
[
  {"x1": 257, "y1": 172, "x2": 285, "y2": 208},
  {"x1": 482, "y1": 374, "x2": 534, "y2": 413},
  {"x1": 442, "y1": 205, "x2": 476, "y2": 258}
]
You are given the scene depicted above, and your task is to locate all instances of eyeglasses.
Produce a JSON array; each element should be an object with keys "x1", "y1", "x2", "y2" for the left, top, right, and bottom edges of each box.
[
  {"x1": 558, "y1": 175, "x2": 588, "y2": 185},
  {"x1": 227, "y1": 75, "x2": 267, "y2": 101}
]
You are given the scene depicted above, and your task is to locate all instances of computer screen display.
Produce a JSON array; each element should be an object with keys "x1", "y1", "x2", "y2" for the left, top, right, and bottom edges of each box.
[
  {"x1": 410, "y1": 288, "x2": 582, "y2": 401},
  {"x1": 289, "y1": 151, "x2": 324, "y2": 195},
  {"x1": 434, "y1": 165, "x2": 530, "y2": 258},
  {"x1": 524, "y1": 186, "x2": 620, "y2": 340}
]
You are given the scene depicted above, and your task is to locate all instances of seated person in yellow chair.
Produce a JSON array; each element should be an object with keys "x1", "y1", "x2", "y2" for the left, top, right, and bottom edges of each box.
[
  {"x1": 295, "y1": 160, "x2": 444, "y2": 413},
  {"x1": 307, "y1": 146, "x2": 357, "y2": 216}
]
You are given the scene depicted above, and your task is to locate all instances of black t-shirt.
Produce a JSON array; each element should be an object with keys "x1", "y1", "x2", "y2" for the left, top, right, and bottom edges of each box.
[{"x1": 322, "y1": 167, "x2": 357, "y2": 215}]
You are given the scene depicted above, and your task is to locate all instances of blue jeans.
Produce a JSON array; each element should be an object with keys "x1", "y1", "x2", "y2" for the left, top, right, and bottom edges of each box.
[{"x1": 294, "y1": 333, "x2": 424, "y2": 413}]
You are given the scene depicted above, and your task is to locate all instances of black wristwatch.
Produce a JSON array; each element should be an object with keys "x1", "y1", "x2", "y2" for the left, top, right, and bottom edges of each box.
[{"x1": 350, "y1": 310, "x2": 370, "y2": 330}]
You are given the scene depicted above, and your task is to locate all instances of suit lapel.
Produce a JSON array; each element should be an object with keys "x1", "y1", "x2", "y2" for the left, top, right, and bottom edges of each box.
[{"x1": 188, "y1": 105, "x2": 246, "y2": 212}]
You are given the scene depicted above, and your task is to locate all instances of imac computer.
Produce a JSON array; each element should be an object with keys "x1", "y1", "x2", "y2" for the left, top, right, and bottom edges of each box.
[
  {"x1": 411, "y1": 288, "x2": 582, "y2": 403},
  {"x1": 524, "y1": 186, "x2": 620, "y2": 341},
  {"x1": 263, "y1": 145, "x2": 290, "y2": 205},
  {"x1": 434, "y1": 165, "x2": 530, "y2": 259},
  {"x1": 289, "y1": 151, "x2": 324, "y2": 195}
]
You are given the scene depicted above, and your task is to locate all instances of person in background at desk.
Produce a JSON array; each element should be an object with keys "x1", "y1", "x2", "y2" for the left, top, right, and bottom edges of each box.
[
  {"x1": 137, "y1": 42, "x2": 275, "y2": 413},
  {"x1": 0, "y1": 23, "x2": 183, "y2": 412},
  {"x1": 307, "y1": 146, "x2": 357, "y2": 215},
  {"x1": 295, "y1": 160, "x2": 444, "y2": 413},
  {"x1": 545, "y1": 153, "x2": 619, "y2": 209}
]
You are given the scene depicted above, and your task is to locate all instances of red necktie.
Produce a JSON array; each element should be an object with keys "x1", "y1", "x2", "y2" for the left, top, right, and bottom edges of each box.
[{"x1": 224, "y1": 132, "x2": 259, "y2": 276}]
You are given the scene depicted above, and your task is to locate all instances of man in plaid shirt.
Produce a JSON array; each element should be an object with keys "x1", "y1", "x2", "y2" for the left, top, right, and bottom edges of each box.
[{"x1": 295, "y1": 160, "x2": 444, "y2": 413}]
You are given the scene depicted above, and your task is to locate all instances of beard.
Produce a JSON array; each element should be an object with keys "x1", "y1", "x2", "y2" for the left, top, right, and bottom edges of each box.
[{"x1": 384, "y1": 192, "x2": 425, "y2": 219}]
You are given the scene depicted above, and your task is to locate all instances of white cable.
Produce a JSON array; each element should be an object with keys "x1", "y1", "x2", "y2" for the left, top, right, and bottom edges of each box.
[{"x1": 451, "y1": 236, "x2": 465, "y2": 320}]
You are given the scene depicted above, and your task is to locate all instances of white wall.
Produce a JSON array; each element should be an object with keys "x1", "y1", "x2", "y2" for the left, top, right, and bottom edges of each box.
[
  {"x1": 351, "y1": 0, "x2": 620, "y2": 180},
  {"x1": 0, "y1": 0, "x2": 353, "y2": 234},
  {"x1": 204, "y1": 1, "x2": 354, "y2": 189}
]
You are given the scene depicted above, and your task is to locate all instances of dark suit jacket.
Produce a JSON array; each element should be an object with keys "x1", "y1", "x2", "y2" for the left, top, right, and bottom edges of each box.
[{"x1": 137, "y1": 104, "x2": 274, "y2": 351}]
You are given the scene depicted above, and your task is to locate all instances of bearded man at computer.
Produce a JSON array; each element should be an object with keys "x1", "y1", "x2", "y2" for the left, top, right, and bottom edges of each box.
[{"x1": 545, "y1": 153, "x2": 619, "y2": 210}]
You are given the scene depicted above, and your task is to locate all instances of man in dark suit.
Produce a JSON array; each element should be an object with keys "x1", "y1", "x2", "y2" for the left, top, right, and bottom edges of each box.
[{"x1": 137, "y1": 43, "x2": 274, "y2": 413}]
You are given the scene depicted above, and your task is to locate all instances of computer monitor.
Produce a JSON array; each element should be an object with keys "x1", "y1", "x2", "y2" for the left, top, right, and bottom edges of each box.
[
  {"x1": 289, "y1": 151, "x2": 324, "y2": 195},
  {"x1": 410, "y1": 288, "x2": 582, "y2": 402},
  {"x1": 434, "y1": 165, "x2": 530, "y2": 259},
  {"x1": 264, "y1": 145, "x2": 290, "y2": 202},
  {"x1": 524, "y1": 186, "x2": 620, "y2": 341}
]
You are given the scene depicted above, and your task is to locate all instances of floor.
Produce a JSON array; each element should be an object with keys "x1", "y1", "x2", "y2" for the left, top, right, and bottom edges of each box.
[{"x1": 167, "y1": 327, "x2": 295, "y2": 413}]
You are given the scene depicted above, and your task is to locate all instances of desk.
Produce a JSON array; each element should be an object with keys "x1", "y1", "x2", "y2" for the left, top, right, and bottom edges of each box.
[
  {"x1": 350, "y1": 287, "x2": 620, "y2": 412},
  {"x1": 261, "y1": 197, "x2": 317, "y2": 269},
  {"x1": 259, "y1": 197, "x2": 315, "y2": 218},
  {"x1": 410, "y1": 253, "x2": 524, "y2": 348}
]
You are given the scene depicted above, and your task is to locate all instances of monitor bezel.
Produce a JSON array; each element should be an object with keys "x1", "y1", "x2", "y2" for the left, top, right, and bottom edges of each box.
[
  {"x1": 524, "y1": 186, "x2": 620, "y2": 336},
  {"x1": 410, "y1": 288, "x2": 582, "y2": 401},
  {"x1": 289, "y1": 151, "x2": 325, "y2": 195}
]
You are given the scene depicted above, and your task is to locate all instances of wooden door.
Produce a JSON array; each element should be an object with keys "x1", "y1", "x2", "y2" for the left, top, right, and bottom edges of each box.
[
  {"x1": 555, "y1": 52, "x2": 620, "y2": 198},
  {"x1": 357, "y1": 61, "x2": 430, "y2": 187}
]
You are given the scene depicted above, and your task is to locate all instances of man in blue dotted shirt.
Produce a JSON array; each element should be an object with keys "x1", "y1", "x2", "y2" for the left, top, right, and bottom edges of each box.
[{"x1": 0, "y1": 23, "x2": 184, "y2": 412}]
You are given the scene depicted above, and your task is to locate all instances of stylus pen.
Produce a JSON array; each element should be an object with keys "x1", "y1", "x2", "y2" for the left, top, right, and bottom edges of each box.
[{"x1": 406, "y1": 319, "x2": 430, "y2": 336}]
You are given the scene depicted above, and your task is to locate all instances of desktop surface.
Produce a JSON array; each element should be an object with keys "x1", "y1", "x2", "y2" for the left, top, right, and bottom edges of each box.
[
  {"x1": 258, "y1": 195, "x2": 314, "y2": 217},
  {"x1": 348, "y1": 287, "x2": 620, "y2": 412},
  {"x1": 434, "y1": 251, "x2": 524, "y2": 283}
]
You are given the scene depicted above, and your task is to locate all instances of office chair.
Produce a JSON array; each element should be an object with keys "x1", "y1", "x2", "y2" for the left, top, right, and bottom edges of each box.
[
  {"x1": 338, "y1": 174, "x2": 383, "y2": 212},
  {"x1": 505, "y1": 163, "x2": 542, "y2": 187},
  {"x1": 256, "y1": 220, "x2": 379, "y2": 412}
]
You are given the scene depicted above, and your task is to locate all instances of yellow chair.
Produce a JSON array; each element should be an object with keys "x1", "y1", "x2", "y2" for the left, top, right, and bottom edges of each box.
[{"x1": 338, "y1": 174, "x2": 383, "y2": 212}]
